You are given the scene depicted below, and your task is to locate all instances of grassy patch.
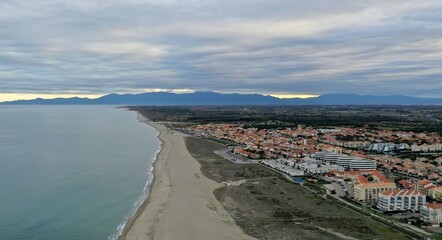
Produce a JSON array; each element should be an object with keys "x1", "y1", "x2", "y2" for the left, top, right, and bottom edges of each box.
[{"x1": 185, "y1": 136, "x2": 411, "y2": 240}]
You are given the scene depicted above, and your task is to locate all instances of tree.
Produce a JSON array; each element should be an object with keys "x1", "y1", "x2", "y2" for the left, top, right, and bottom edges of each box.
[
  {"x1": 434, "y1": 191, "x2": 442, "y2": 202},
  {"x1": 394, "y1": 177, "x2": 404, "y2": 183}
]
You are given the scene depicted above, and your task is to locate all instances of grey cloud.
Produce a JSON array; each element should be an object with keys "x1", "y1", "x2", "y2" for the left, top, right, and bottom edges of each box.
[{"x1": 0, "y1": 0, "x2": 441, "y2": 97}]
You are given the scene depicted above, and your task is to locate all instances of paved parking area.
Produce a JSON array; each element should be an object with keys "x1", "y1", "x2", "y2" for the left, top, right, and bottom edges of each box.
[
  {"x1": 331, "y1": 182, "x2": 345, "y2": 197},
  {"x1": 214, "y1": 148, "x2": 257, "y2": 164}
]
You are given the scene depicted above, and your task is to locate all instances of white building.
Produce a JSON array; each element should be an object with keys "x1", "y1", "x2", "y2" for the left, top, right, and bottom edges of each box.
[
  {"x1": 349, "y1": 159, "x2": 377, "y2": 170},
  {"x1": 337, "y1": 155, "x2": 362, "y2": 168},
  {"x1": 336, "y1": 156, "x2": 376, "y2": 170},
  {"x1": 313, "y1": 152, "x2": 329, "y2": 160},
  {"x1": 323, "y1": 153, "x2": 345, "y2": 164},
  {"x1": 337, "y1": 156, "x2": 358, "y2": 168},
  {"x1": 260, "y1": 159, "x2": 305, "y2": 177},
  {"x1": 377, "y1": 190, "x2": 426, "y2": 212},
  {"x1": 317, "y1": 153, "x2": 376, "y2": 170},
  {"x1": 412, "y1": 143, "x2": 442, "y2": 152},
  {"x1": 421, "y1": 203, "x2": 442, "y2": 227},
  {"x1": 298, "y1": 162, "x2": 344, "y2": 174},
  {"x1": 369, "y1": 143, "x2": 396, "y2": 153}
]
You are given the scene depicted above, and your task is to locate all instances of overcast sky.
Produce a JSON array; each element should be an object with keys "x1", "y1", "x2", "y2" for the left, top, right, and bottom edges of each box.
[{"x1": 1, "y1": 0, "x2": 442, "y2": 99}]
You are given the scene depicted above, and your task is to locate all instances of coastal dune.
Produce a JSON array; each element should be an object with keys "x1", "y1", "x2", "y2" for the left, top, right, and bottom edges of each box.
[{"x1": 122, "y1": 122, "x2": 254, "y2": 240}]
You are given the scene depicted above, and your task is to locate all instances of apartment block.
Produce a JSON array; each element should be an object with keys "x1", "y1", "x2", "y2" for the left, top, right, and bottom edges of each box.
[
  {"x1": 421, "y1": 203, "x2": 442, "y2": 227},
  {"x1": 354, "y1": 182, "x2": 397, "y2": 202},
  {"x1": 377, "y1": 189, "x2": 426, "y2": 212}
]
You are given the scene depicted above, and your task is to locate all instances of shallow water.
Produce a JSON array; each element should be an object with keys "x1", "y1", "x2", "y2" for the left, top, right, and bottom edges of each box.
[{"x1": 0, "y1": 106, "x2": 160, "y2": 240}]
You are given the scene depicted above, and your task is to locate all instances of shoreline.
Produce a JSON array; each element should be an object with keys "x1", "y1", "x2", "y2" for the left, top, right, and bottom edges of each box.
[
  {"x1": 117, "y1": 114, "x2": 163, "y2": 240},
  {"x1": 120, "y1": 115, "x2": 255, "y2": 240}
]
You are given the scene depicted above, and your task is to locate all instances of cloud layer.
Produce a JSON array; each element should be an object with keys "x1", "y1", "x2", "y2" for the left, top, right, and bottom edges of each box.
[{"x1": 1, "y1": 0, "x2": 442, "y2": 97}]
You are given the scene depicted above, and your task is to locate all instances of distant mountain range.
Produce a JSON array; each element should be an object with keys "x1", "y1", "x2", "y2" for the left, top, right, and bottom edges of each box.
[{"x1": 1, "y1": 92, "x2": 442, "y2": 105}]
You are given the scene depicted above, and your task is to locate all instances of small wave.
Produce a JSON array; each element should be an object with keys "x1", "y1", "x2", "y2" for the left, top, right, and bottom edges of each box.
[{"x1": 108, "y1": 126, "x2": 162, "y2": 240}]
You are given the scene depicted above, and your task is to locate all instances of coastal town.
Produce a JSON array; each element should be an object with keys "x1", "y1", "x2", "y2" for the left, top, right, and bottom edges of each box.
[{"x1": 183, "y1": 123, "x2": 442, "y2": 232}]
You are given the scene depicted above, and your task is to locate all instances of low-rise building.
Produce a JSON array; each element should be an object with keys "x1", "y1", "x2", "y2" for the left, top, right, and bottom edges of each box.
[
  {"x1": 260, "y1": 159, "x2": 305, "y2": 177},
  {"x1": 416, "y1": 179, "x2": 436, "y2": 196},
  {"x1": 369, "y1": 143, "x2": 396, "y2": 153},
  {"x1": 354, "y1": 182, "x2": 397, "y2": 202},
  {"x1": 412, "y1": 143, "x2": 442, "y2": 152},
  {"x1": 348, "y1": 170, "x2": 397, "y2": 202},
  {"x1": 377, "y1": 189, "x2": 426, "y2": 212},
  {"x1": 421, "y1": 203, "x2": 442, "y2": 227},
  {"x1": 398, "y1": 179, "x2": 415, "y2": 189}
]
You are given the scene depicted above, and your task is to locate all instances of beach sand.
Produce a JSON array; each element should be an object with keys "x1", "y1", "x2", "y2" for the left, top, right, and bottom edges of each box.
[{"x1": 121, "y1": 121, "x2": 255, "y2": 240}]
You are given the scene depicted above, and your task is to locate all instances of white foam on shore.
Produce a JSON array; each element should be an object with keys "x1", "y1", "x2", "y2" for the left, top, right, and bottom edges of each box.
[{"x1": 108, "y1": 120, "x2": 162, "y2": 240}]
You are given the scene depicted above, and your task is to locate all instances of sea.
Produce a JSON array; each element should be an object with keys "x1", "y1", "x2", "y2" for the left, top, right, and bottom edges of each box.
[{"x1": 0, "y1": 105, "x2": 161, "y2": 240}]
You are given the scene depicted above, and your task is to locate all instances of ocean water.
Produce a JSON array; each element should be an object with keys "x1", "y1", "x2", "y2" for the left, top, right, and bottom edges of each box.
[{"x1": 0, "y1": 106, "x2": 161, "y2": 240}]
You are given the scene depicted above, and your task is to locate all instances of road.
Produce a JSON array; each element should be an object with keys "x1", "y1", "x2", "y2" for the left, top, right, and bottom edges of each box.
[{"x1": 214, "y1": 148, "x2": 258, "y2": 164}]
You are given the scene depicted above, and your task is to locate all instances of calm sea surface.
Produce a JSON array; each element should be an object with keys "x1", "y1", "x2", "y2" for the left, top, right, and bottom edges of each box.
[{"x1": 0, "y1": 106, "x2": 160, "y2": 240}]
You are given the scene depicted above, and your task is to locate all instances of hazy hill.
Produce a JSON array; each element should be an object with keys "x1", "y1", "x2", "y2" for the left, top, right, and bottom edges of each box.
[{"x1": 1, "y1": 92, "x2": 441, "y2": 105}]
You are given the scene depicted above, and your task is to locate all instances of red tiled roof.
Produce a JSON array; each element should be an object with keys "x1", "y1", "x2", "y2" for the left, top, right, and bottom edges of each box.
[
  {"x1": 423, "y1": 203, "x2": 442, "y2": 210},
  {"x1": 380, "y1": 189, "x2": 425, "y2": 197},
  {"x1": 373, "y1": 170, "x2": 389, "y2": 183},
  {"x1": 398, "y1": 179, "x2": 415, "y2": 188},
  {"x1": 358, "y1": 175, "x2": 369, "y2": 184},
  {"x1": 417, "y1": 179, "x2": 432, "y2": 186},
  {"x1": 358, "y1": 182, "x2": 396, "y2": 188}
]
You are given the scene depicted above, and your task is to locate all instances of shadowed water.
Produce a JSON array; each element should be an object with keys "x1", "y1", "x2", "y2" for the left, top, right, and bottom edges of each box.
[{"x1": 0, "y1": 106, "x2": 160, "y2": 240}]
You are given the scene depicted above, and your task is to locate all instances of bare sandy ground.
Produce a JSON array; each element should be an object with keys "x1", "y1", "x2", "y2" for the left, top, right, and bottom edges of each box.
[{"x1": 122, "y1": 122, "x2": 255, "y2": 240}]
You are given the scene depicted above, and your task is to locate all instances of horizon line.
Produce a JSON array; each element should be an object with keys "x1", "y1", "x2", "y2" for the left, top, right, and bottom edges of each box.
[
  {"x1": 0, "y1": 92, "x2": 441, "y2": 103},
  {"x1": 0, "y1": 92, "x2": 320, "y2": 102}
]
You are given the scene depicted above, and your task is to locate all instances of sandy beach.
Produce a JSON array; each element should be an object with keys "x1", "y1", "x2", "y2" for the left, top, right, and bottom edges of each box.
[{"x1": 121, "y1": 119, "x2": 255, "y2": 240}]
